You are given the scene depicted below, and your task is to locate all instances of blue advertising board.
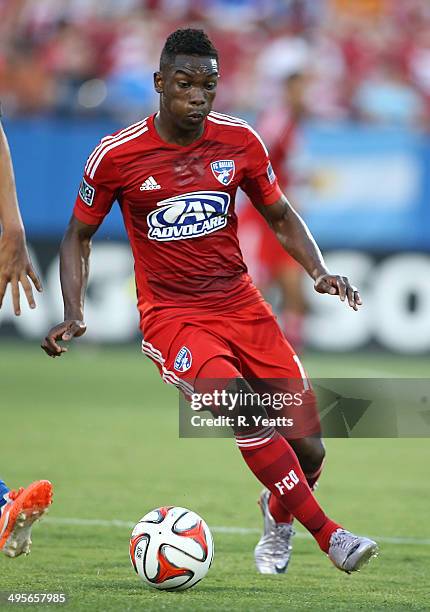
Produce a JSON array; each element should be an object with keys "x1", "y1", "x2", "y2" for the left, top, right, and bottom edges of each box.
[
  {"x1": 4, "y1": 118, "x2": 430, "y2": 250},
  {"x1": 5, "y1": 117, "x2": 126, "y2": 240},
  {"x1": 300, "y1": 122, "x2": 430, "y2": 251}
]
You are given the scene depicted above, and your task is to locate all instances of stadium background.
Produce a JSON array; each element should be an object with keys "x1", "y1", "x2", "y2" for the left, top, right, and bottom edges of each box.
[
  {"x1": 0, "y1": 0, "x2": 430, "y2": 353},
  {"x1": 1, "y1": 2, "x2": 429, "y2": 610}
]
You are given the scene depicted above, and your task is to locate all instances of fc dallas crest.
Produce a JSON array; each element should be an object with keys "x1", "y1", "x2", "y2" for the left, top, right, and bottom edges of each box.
[{"x1": 210, "y1": 160, "x2": 235, "y2": 185}]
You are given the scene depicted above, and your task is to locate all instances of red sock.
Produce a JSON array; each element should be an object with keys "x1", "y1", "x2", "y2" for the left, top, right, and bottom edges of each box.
[
  {"x1": 269, "y1": 494, "x2": 293, "y2": 524},
  {"x1": 268, "y1": 460, "x2": 325, "y2": 525},
  {"x1": 236, "y1": 429, "x2": 339, "y2": 552}
]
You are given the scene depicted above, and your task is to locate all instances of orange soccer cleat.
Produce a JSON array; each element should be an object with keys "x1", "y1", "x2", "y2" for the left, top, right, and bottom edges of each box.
[{"x1": 0, "y1": 480, "x2": 53, "y2": 558}]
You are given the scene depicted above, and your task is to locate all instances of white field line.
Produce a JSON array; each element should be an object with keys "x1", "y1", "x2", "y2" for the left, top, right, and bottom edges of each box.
[{"x1": 44, "y1": 517, "x2": 430, "y2": 546}]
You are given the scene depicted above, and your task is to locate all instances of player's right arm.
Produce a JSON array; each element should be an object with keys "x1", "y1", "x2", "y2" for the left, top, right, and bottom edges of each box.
[
  {"x1": 41, "y1": 146, "x2": 121, "y2": 357},
  {"x1": 41, "y1": 216, "x2": 98, "y2": 357}
]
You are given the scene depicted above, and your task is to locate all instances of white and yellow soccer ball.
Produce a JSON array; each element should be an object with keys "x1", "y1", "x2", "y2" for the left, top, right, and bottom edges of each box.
[{"x1": 129, "y1": 506, "x2": 214, "y2": 591}]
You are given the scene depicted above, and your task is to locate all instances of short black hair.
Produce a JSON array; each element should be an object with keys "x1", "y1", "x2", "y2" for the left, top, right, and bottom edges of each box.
[{"x1": 160, "y1": 28, "x2": 218, "y2": 70}]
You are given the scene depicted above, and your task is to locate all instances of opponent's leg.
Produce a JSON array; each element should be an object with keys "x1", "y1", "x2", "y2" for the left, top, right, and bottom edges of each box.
[
  {"x1": 0, "y1": 479, "x2": 10, "y2": 513},
  {"x1": 0, "y1": 480, "x2": 53, "y2": 557}
]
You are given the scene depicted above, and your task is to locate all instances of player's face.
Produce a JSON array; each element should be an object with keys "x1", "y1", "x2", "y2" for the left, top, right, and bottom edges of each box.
[{"x1": 155, "y1": 55, "x2": 219, "y2": 130}]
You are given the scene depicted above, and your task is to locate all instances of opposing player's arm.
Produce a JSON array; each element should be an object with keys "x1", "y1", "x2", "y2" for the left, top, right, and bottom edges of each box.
[
  {"x1": 41, "y1": 216, "x2": 98, "y2": 357},
  {"x1": 0, "y1": 122, "x2": 42, "y2": 314},
  {"x1": 257, "y1": 194, "x2": 362, "y2": 310}
]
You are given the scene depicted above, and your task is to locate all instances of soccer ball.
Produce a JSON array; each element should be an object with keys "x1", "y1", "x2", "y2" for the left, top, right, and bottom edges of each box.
[{"x1": 129, "y1": 506, "x2": 214, "y2": 591}]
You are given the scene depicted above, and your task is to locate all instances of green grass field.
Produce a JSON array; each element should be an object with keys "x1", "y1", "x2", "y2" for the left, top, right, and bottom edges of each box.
[{"x1": 0, "y1": 343, "x2": 429, "y2": 611}]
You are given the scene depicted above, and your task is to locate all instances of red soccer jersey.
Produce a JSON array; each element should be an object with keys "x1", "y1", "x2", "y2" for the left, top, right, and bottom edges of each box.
[{"x1": 73, "y1": 111, "x2": 282, "y2": 330}]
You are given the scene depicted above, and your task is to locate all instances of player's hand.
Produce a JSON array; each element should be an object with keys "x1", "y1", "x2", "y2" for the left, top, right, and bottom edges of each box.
[
  {"x1": 41, "y1": 320, "x2": 86, "y2": 358},
  {"x1": 0, "y1": 232, "x2": 42, "y2": 315},
  {"x1": 314, "y1": 274, "x2": 362, "y2": 311}
]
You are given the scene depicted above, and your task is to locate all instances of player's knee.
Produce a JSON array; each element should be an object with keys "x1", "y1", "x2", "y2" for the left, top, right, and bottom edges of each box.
[
  {"x1": 194, "y1": 356, "x2": 242, "y2": 406},
  {"x1": 194, "y1": 358, "x2": 268, "y2": 434},
  {"x1": 292, "y1": 437, "x2": 325, "y2": 474}
]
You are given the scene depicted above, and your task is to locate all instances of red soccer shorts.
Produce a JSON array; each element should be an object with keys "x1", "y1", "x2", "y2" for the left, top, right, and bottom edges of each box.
[{"x1": 141, "y1": 300, "x2": 320, "y2": 438}]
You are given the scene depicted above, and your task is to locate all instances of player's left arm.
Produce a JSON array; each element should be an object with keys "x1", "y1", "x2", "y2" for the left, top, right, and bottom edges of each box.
[{"x1": 257, "y1": 194, "x2": 362, "y2": 310}]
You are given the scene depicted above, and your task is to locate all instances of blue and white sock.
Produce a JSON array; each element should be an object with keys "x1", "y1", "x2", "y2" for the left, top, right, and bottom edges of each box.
[{"x1": 0, "y1": 479, "x2": 10, "y2": 515}]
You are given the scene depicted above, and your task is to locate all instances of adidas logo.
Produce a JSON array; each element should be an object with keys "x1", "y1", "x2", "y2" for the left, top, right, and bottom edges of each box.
[{"x1": 140, "y1": 176, "x2": 161, "y2": 191}]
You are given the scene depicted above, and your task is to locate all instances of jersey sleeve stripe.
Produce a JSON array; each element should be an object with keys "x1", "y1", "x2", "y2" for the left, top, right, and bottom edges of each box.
[
  {"x1": 85, "y1": 119, "x2": 146, "y2": 173},
  {"x1": 88, "y1": 126, "x2": 149, "y2": 179},
  {"x1": 209, "y1": 111, "x2": 248, "y2": 125},
  {"x1": 207, "y1": 116, "x2": 269, "y2": 156},
  {"x1": 98, "y1": 117, "x2": 147, "y2": 146},
  {"x1": 85, "y1": 118, "x2": 148, "y2": 175},
  {"x1": 85, "y1": 120, "x2": 147, "y2": 176}
]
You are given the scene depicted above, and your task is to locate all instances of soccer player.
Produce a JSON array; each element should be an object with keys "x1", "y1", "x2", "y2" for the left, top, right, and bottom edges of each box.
[
  {"x1": 41, "y1": 29, "x2": 378, "y2": 575},
  {"x1": 0, "y1": 120, "x2": 53, "y2": 557},
  {"x1": 0, "y1": 481, "x2": 53, "y2": 558},
  {"x1": 238, "y1": 71, "x2": 310, "y2": 353}
]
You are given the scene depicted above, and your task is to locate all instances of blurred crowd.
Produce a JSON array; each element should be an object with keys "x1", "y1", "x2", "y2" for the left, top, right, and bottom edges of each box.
[{"x1": 0, "y1": 0, "x2": 429, "y2": 129}]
